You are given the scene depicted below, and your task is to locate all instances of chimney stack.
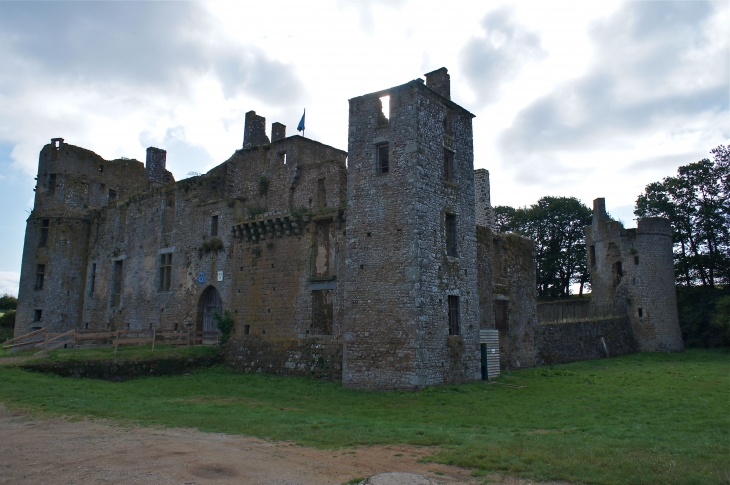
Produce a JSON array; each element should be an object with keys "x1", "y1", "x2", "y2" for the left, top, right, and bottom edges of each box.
[
  {"x1": 243, "y1": 111, "x2": 271, "y2": 148},
  {"x1": 424, "y1": 67, "x2": 450, "y2": 99}
]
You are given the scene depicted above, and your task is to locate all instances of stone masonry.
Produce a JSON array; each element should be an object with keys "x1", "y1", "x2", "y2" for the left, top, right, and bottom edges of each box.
[{"x1": 15, "y1": 69, "x2": 682, "y2": 390}]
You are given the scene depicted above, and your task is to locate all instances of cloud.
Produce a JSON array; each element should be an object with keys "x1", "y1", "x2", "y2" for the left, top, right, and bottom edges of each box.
[
  {"x1": 0, "y1": 2, "x2": 306, "y2": 104},
  {"x1": 498, "y1": 1, "x2": 728, "y2": 175},
  {"x1": 0, "y1": 272, "x2": 19, "y2": 297},
  {"x1": 336, "y1": 0, "x2": 409, "y2": 35},
  {"x1": 459, "y1": 6, "x2": 547, "y2": 106}
]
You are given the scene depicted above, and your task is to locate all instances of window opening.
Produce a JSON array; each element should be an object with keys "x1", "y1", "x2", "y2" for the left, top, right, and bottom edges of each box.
[
  {"x1": 111, "y1": 260, "x2": 123, "y2": 307},
  {"x1": 634, "y1": 256, "x2": 639, "y2": 265},
  {"x1": 378, "y1": 95, "x2": 390, "y2": 124},
  {"x1": 35, "y1": 264, "x2": 45, "y2": 290},
  {"x1": 445, "y1": 213, "x2": 458, "y2": 257},
  {"x1": 108, "y1": 189, "x2": 118, "y2": 202},
  {"x1": 243, "y1": 324, "x2": 250, "y2": 335},
  {"x1": 48, "y1": 174, "x2": 57, "y2": 194},
  {"x1": 210, "y1": 215, "x2": 219, "y2": 237},
  {"x1": 443, "y1": 149, "x2": 454, "y2": 182},
  {"x1": 312, "y1": 289, "x2": 334, "y2": 335},
  {"x1": 495, "y1": 300, "x2": 509, "y2": 331},
  {"x1": 589, "y1": 245, "x2": 596, "y2": 266},
  {"x1": 159, "y1": 253, "x2": 172, "y2": 291},
  {"x1": 89, "y1": 263, "x2": 96, "y2": 296},
  {"x1": 33, "y1": 309, "x2": 42, "y2": 322},
  {"x1": 279, "y1": 152, "x2": 287, "y2": 165},
  {"x1": 613, "y1": 261, "x2": 623, "y2": 288},
  {"x1": 638, "y1": 308, "x2": 644, "y2": 317},
  {"x1": 39, "y1": 219, "x2": 49, "y2": 247},
  {"x1": 377, "y1": 144, "x2": 389, "y2": 173},
  {"x1": 99, "y1": 165, "x2": 104, "y2": 172},
  {"x1": 448, "y1": 295, "x2": 460, "y2": 336}
]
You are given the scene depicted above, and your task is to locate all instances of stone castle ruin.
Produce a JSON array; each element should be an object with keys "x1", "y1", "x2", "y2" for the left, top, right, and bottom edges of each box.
[{"x1": 15, "y1": 69, "x2": 683, "y2": 389}]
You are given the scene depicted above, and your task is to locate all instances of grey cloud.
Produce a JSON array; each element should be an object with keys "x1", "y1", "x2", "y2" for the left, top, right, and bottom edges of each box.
[
  {"x1": 0, "y1": 2, "x2": 306, "y2": 106},
  {"x1": 459, "y1": 6, "x2": 547, "y2": 106},
  {"x1": 498, "y1": 1, "x2": 728, "y2": 172}
]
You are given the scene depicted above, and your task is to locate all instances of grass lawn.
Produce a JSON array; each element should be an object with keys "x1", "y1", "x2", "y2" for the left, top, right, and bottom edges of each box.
[{"x1": 0, "y1": 349, "x2": 727, "y2": 485}]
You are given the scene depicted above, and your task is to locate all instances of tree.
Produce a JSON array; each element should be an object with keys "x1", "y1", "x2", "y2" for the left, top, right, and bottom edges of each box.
[
  {"x1": 635, "y1": 145, "x2": 729, "y2": 287},
  {"x1": 494, "y1": 196, "x2": 593, "y2": 298},
  {"x1": 0, "y1": 294, "x2": 17, "y2": 311}
]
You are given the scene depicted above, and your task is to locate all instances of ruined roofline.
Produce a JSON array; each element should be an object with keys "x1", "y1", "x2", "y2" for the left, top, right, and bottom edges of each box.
[
  {"x1": 348, "y1": 79, "x2": 476, "y2": 118},
  {"x1": 587, "y1": 197, "x2": 672, "y2": 243},
  {"x1": 237, "y1": 134, "x2": 347, "y2": 157}
]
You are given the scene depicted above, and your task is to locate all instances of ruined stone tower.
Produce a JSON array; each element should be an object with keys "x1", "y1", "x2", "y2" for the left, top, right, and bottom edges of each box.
[
  {"x1": 585, "y1": 198, "x2": 684, "y2": 352},
  {"x1": 342, "y1": 68, "x2": 481, "y2": 389}
]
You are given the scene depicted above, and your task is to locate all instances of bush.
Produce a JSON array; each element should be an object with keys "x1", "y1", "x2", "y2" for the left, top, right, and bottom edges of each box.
[
  {"x1": 677, "y1": 285, "x2": 730, "y2": 347},
  {"x1": 0, "y1": 310, "x2": 16, "y2": 328},
  {"x1": 213, "y1": 310, "x2": 234, "y2": 344}
]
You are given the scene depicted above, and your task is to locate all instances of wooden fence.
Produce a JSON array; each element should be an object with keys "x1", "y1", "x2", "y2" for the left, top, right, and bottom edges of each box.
[{"x1": 2, "y1": 328, "x2": 220, "y2": 356}]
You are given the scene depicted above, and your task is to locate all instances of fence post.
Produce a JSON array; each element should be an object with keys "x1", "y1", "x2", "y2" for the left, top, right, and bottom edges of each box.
[{"x1": 151, "y1": 328, "x2": 156, "y2": 352}]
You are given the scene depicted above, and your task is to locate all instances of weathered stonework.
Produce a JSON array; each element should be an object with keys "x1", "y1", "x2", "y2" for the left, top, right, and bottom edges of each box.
[
  {"x1": 15, "y1": 70, "x2": 682, "y2": 390},
  {"x1": 586, "y1": 198, "x2": 684, "y2": 352}
]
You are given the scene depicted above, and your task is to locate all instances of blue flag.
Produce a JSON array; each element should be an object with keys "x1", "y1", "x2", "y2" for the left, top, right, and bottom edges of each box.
[{"x1": 297, "y1": 109, "x2": 305, "y2": 132}]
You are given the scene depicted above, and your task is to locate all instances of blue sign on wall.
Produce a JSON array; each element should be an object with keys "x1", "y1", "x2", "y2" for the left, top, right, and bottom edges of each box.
[{"x1": 198, "y1": 272, "x2": 205, "y2": 283}]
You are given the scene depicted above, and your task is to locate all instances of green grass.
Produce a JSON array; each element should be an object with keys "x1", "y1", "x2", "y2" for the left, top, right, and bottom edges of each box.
[{"x1": 0, "y1": 349, "x2": 727, "y2": 485}]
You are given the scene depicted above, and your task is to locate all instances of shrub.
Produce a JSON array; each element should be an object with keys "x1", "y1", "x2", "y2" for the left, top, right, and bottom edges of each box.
[
  {"x1": 0, "y1": 310, "x2": 16, "y2": 328},
  {"x1": 0, "y1": 294, "x2": 17, "y2": 311},
  {"x1": 212, "y1": 310, "x2": 234, "y2": 344},
  {"x1": 199, "y1": 237, "x2": 225, "y2": 256}
]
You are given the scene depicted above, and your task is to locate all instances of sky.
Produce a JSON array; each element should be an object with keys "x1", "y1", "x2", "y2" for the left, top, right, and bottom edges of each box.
[{"x1": 0, "y1": 0, "x2": 727, "y2": 296}]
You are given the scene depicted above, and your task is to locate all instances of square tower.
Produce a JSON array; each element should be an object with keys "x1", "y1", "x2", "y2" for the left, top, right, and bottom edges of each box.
[{"x1": 343, "y1": 69, "x2": 481, "y2": 389}]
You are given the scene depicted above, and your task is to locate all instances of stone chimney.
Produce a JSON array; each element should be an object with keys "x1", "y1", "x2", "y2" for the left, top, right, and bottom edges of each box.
[
  {"x1": 243, "y1": 111, "x2": 271, "y2": 148},
  {"x1": 271, "y1": 122, "x2": 286, "y2": 142},
  {"x1": 474, "y1": 169, "x2": 495, "y2": 230},
  {"x1": 593, "y1": 198, "x2": 610, "y2": 223},
  {"x1": 424, "y1": 67, "x2": 450, "y2": 100},
  {"x1": 146, "y1": 147, "x2": 168, "y2": 184}
]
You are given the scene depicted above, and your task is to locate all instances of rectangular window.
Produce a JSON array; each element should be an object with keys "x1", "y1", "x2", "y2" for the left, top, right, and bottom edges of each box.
[
  {"x1": 99, "y1": 164, "x2": 104, "y2": 172},
  {"x1": 39, "y1": 219, "x2": 49, "y2": 247},
  {"x1": 377, "y1": 144, "x2": 389, "y2": 173},
  {"x1": 445, "y1": 213, "x2": 458, "y2": 257},
  {"x1": 495, "y1": 300, "x2": 509, "y2": 331},
  {"x1": 48, "y1": 174, "x2": 57, "y2": 194},
  {"x1": 448, "y1": 295, "x2": 460, "y2": 336},
  {"x1": 279, "y1": 152, "x2": 287, "y2": 165},
  {"x1": 159, "y1": 253, "x2": 172, "y2": 291},
  {"x1": 210, "y1": 215, "x2": 219, "y2": 237},
  {"x1": 35, "y1": 264, "x2": 45, "y2": 290},
  {"x1": 89, "y1": 263, "x2": 97, "y2": 296},
  {"x1": 443, "y1": 149, "x2": 454, "y2": 182},
  {"x1": 312, "y1": 289, "x2": 334, "y2": 335},
  {"x1": 111, "y1": 260, "x2": 123, "y2": 307},
  {"x1": 634, "y1": 256, "x2": 639, "y2": 265},
  {"x1": 108, "y1": 189, "x2": 118, "y2": 202},
  {"x1": 638, "y1": 307, "x2": 644, "y2": 318},
  {"x1": 243, "y1": 324, "x2": 250, "y2": 335},
  {"x1": 33, "y1": 309, "x2": 42, "y2": 322},
  {"x1": 589, "y1": 245, "x2": 596, "y2": 266}
]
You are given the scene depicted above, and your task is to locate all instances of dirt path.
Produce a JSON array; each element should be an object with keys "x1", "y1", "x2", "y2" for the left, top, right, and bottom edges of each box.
[{"x1": 0, "y1": 406, "x2": 569, "y2": 485}]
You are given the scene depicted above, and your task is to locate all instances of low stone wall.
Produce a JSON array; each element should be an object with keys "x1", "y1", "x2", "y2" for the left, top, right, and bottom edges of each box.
[
  {"x1": 20, "y1": 354, "x2": 222, "y2": 381},
  {"x1": 223, "y1": 336, "x2": 343, "y2": 380},
  {"x1": 536, "y1": 316, "x2": 638, "y2": 365}
]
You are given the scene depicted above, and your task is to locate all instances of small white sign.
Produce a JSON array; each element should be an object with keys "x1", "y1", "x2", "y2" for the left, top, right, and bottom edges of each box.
[{"x1": 217, "y1": 271, "x2": 224, "y2": 282}]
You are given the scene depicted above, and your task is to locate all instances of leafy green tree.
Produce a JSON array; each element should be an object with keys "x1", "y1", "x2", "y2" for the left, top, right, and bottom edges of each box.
[
  {"x1": 635, "y1": 145, "x2": 729, "y2": 287},
  {"x1": 494, "y1": 196, "x2": 593, "y2": 298},
  {"x1": 0, "y1": 294, "x2": 17, "y2": 311},
  {"x1": 213, "y1": 310, "x2": 234, "y2": 344}
]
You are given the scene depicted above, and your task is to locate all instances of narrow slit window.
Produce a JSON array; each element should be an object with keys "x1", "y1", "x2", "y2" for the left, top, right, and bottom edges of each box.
[
  {"x1": 495, "y1": 300, "x2": 509, "y2": 331},
  {"x1": 39, "y1": 219, "x2": 49, "y2": 247},
  {"x1": 448, "y1": 295, "x2": 460, "y2": 336},
  {"x1": 443, "y1": 149, "x2": 454, "y2": 182},
  {"x1": 379, "y1": 95, "x2": 390, "y2": 121},
  {"x1": 159, "y1": 253, "x2": 172, "y2": 291},
  {"x1": 638, "y1": 308, "x2": 644, "y2": 317},
  {"x1": 589, "y1": 245, "x2": 596, "y2": 266},
  {"x1": 445, "y1": 213, "x2": 458, "y2": 257},
  {"x1": 377, "y1": 144, "x2": 389, "y2": 174},
  {"x1": 211, "y1": 215, "x2": 219, "y2": 237},
  {"x1": 634, "y1": 256, "x2": 639, "y2": 265},
  {"x1": 279, "y1": 152, "x2": 287, "y2": 165},
  {"x1": 35, "y1": 264, "x2": 45, "y2": 290},
  {"x1": 48, "y1": 174, "x2": 57, "y2": 194},
  {"x1": 89, "y1": 263, "x2": 96, "y2": 296}
]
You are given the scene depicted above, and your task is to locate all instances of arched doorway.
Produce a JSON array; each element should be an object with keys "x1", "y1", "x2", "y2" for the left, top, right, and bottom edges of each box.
[{"x1": 199, "y1": 286, "x2": 222, "y2": 332}]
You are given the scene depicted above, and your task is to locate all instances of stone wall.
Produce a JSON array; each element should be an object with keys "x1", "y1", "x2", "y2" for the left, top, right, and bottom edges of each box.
[
  {"x1": 586, "y1": 198, "x2": 683, "y2": 352},
  {"x1": 536, "y1": 316, "x2": 638, "y2": 365},
  {"x1": 343, "y1": 71, "x2": 480, "y2": 389},
  {"x1": 474, "y1": 169, "x2": 494, "y2": 230}
]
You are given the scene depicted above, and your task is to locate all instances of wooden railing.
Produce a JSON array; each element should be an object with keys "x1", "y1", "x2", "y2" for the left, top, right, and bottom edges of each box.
[
  {"x1": 537, "y1": 302, "x2": 626, "y2": 325},
  {"x1": 2, "y1": 328, "x2": 220, "y2": 356}
]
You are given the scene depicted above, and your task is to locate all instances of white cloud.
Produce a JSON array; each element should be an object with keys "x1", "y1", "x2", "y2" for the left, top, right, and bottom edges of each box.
[{"x1": 0, "y1": 272, "x2": 19, "y2": 297}]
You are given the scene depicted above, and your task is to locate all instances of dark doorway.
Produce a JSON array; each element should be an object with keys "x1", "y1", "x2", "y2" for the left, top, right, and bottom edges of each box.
[{"x1": 200, "y1": 286, "x2": 222, "y2": 332}]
